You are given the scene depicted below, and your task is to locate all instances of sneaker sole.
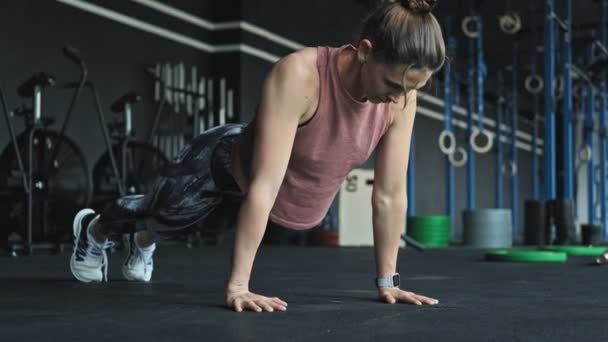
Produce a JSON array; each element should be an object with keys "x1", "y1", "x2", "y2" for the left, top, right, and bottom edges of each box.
[
  {"x1": 121, "y1": 266, "x2": 152, "y2": 282},
  {"x1": 70, "y1": 208, "x2": 99, "y2": 283},
  {"x1": 121, "y1": 240, "x2": 152, "y2": 282}
]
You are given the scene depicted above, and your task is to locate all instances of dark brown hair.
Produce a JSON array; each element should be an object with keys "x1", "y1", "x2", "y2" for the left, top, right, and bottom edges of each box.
[{"x1": 360, "y1": 0, "x2": 446, "y2": 72}]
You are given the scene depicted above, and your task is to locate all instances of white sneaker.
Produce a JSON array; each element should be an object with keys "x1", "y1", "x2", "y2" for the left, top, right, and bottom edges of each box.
[
  {"x1": 122, "y1": 236, "x2": 155, "y2": 282},
  {"x1": 70, "y1": 209, "x2": 113, "y2": 283}
]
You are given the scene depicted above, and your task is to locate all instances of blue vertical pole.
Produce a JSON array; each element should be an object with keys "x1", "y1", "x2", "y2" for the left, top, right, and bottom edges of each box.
[
  {"x1": 544, "y1": 0, "x2": 557, "y2": 201},
  {"x1": 563, "y1": 0, "x2": 574, "y2": 199},
  {"x1": 533, "y1": 112, "x2": 540, "y2": 200},
  {"x1": 496, "y1": 70, "x2": 504, "y2": 208},
  {"x1": 445, "y1": 37, "x2": 456, "y2": 233},
  {"x1": 531, "y1": 9, "x2": 540, "y2": 200},
  {"x1": 600, "y1": 83, "x2": 607, "y2": 235},
  {"x1": 586, "y1": 86, "x2": 595, "y2": 225},
  {"x1": 407, "y1": 135, "x2": 415, "y2": 217},
  {"x1": 511, "y1": 41, "x2": 519, "y2": 240},
  {"x1": 602, "y1": 0, "x2": 608, "y2": 239},
  {"x1": 531, "y1": 54, "x2": 540, "y2": 200},
  {"x1": 477, "y1": 18, "x2": 485, "y2": 134},
  {"x1": 602, "y1": 0, "x2": 608, "y2": 46},
  {"x1": 467, "y1": 17, "x2": 476, "y2": 210},
  {"x1": 453, "y1": 73, "x2": 461, "y2": 107}
]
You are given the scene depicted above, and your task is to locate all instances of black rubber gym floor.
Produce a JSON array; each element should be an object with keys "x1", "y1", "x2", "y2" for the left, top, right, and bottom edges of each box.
[{"x1": 1, "y1": 245, "x2": 607, "y2": 341}]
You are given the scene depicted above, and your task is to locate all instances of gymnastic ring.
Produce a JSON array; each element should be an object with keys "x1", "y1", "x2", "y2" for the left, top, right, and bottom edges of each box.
[
  {"x1": 461, "y1": 16, "x2": 480, "y2": 38},
  {"x1": 501, "y1": 160, "x2": 518, "y2": 176},
  {"x1": 579, "y1": 145, "x2": 592, "y2": 163},
  {"x1": 498, "y1": 12, "x2": 522, "y2": 35},
  {"x1": 524, "y1": 74, "x2": 544, "y2": 95},
  {"x1": 448, "y1": 146, "x2": 468, "y2": 167},
  {"x1": 470, "y1": 128, "x2": 494, "y2": 154},
  {"x1": 438, "y1": 130, "x2": 456, "y2": 155}
]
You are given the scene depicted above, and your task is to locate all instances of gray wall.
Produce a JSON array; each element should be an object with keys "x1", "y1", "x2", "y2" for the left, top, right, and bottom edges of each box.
[
  {"x1": 238, "y1": 0, "x2": 370, "y2": 122},
  {"x1": 0, "y1": 0, "x2": 543, "y2": 243},
  {"x1": 0, "y1": 0, "x2": 239, "y2": 166}
]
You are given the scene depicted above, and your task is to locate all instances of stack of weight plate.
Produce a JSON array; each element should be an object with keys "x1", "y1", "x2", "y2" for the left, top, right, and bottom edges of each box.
[
  {"x1": 406, "y1": 215, "x2": 450, "y2": 248},
  {"x1": 462, "y1": 209, "x2": 512, "y2": 248}
]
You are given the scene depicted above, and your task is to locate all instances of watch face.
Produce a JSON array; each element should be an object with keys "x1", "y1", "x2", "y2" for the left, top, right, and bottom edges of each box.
[{"x1": 393, "y1": 274, "x2": 400, "y2": 287}]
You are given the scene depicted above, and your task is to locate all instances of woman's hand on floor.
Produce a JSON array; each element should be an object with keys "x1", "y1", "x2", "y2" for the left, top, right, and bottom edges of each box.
[
  {"x1": 226, "y1": 289, "x2": 288, "y2": 313},
  {"x1": 378, "y1": 288, "x2": 439, "y2": 306}
]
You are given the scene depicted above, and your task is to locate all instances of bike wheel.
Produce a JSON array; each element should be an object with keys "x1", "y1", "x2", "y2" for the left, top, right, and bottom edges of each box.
[
  {"x1": 0, "y1": 129, "x2": 91, "y2": 242},
  {"x1": 92, "y1": 140, "x2": 169, "y2": 209}
]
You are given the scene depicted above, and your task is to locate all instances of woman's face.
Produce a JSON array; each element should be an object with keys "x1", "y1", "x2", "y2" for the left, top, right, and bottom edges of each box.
[{"x1": 360, "y1": 60, "x2": 432, "y2": 104}]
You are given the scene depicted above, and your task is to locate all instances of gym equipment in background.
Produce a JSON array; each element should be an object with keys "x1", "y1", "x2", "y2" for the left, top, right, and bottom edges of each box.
[
  {"x1": 485, "y1": 249, "x2": 568, "y2": 263},
  {"x1": 339, "y1": 168, "x2": 424, "y2": 251},
  {"x1": 462, "y1": 209, "x2": 513, "y2": 248},
  {"x1": 91, "y1": 91, "x2": 168, "y2": 211},
  {"x1": 406, "y1": 216, "x2": 450, "y2": 248},
  {"x1": 0, "y1": 47, "x2": 91, "y2": 254}
]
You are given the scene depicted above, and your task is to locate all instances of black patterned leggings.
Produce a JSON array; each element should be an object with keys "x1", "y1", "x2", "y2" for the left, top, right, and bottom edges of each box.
[{"x1": 96, "y1": 124, "x2": 244, "y2": 236}]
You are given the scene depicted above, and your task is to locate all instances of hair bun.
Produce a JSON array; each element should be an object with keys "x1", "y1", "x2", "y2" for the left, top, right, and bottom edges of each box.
[{"x1": 400, "y1": 0, "x2": 436, "y2": 15}]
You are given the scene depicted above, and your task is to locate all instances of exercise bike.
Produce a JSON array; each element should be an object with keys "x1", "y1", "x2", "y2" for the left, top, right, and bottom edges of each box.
[
  {"x1": 0, "y1": 47, "x2": 91, "y2": 254},
  {"x1": 91, "y1": 91, "x2": 169, "y2": 209}
]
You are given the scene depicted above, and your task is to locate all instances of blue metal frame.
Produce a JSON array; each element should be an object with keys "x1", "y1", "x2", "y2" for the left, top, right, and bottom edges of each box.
[
  {"x1": 544, "y1": 0, "x2": 557, "y2": 201},
  {"x1": 495, "y1": 70, "x2": 504, "y2": 208},
  {"x1": 477, "y1": 19, "x2": 486, "y2": 132},
  {"x1": 467, "y1": 17, "x2": 476, "y2": 210},
  {"x1": 445, "y1": 37, "x2": 456, "y2": 232},
  {"x1": 601, "y1": 0, "x2": 608, "y2": 239},
  {"x1": 585, "y1": 86, "x2": 596, "y2": 225},
  {"x1": 562, "y1": 0, "x2": 574, "y2": 199},
  {"x1": 511, "y1": 41, "x2": 519, "y2": 240},
  {"x1": 531, "y1": 61, "x2": 540, "y2": 200},
  {"x1": 532, "y1": 115, "x2": 540, "y2": 200},
  {"x1": 530, "y1": 5, "x2": 541, "y2": 201},
  {"x1": 600, "y1": 83, "x2": 607, "y2": 235}
]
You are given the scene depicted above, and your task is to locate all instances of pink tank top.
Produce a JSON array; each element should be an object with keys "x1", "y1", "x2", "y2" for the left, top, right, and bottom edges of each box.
[{"x1": 268, "y1": 45, "x2": 392, "y2": 230}]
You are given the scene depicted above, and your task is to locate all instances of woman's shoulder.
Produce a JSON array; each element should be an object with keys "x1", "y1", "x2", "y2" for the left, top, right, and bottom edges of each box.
[
  {"x1": 271, "y1": 47, "x2": 321, "y2": 99},
  {"x1": 277, "y1": 47, "x2": 319, "y2": 79}
]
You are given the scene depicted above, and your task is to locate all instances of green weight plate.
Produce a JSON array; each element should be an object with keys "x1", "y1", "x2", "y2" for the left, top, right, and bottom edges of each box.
[
  {"x1": 408, "y1": 216, "x2": 450, "y2": 226},
  {"x1": 538, "y1": 245, "x2": 607, "y2": 256},
  {"x1": 409, "y1": 229, "x2": 450, "y2": 234},
  {"x1": 408, "y1": 235, "x2": 450, "y2": 243},
  {"x1": 408, "y1": 226, "x2": 450, "y2": 233},
  {"x1": 422, "y1": 243, "x2": 449, "y2": 248},
  {"x1": 408, "y1": 215, "x2": 450, "y2": 221},
  {"x1": 415, "y1": 239, "x2": 450, "y2": 245},
  {"x1": 408, "y1": 230, "x2": 450, "y2": 237},
  {"x1": 408, "y1": 226, "x2": 450, "y2": 231},
  {"x1": 410, "y1": 237, "x2": 449, "y2": 241},
  {"x1": 485, "y1": 249, "x2": 568, "y2": 263}
]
